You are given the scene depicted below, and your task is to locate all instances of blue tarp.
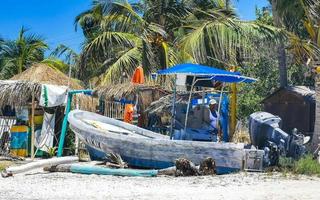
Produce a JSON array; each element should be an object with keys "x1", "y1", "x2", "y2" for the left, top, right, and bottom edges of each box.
[{"x1": 157, "y1": 63, "x2": 257, "y2": 83}]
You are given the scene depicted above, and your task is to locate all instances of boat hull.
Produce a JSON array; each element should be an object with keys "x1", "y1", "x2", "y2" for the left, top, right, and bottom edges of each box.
[{"x1": 68, "y1": 110, "x2": 245, "y2": 174}]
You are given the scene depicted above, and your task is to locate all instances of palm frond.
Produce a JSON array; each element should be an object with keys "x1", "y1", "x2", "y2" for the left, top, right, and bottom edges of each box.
[
  {"x1": 102, "y1": 46, "x2": 141, "y2": 83},
  {"x1": 83, "y1": 31, "x2": 140, "y2": 58}
]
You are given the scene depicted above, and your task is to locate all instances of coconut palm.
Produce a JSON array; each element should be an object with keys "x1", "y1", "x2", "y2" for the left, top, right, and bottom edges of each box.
[
  {"x1": 78, "y1": 0, "x2": 174, "y2": 83},
  {"x1": 0, "y1": 27, "x2": 48, "y2": 79}
]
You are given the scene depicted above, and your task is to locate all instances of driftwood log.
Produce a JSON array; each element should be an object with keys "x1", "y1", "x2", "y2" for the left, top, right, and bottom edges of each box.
[
  {"x1": 43, "y1": 164, "x2": 71, "y2": 172},
  {"x1": 159, "y1": 157, "x2": 216, "y2": 176},
  {"x1": 44, "y1": 157, "x2": 217, "y2": 177}
]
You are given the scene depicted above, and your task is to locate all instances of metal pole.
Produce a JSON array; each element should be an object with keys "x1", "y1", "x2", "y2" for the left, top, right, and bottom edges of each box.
[
  {"x1": 57, "y1": 92, "x2": 72, "y2": 157},
  {"x1": 57, "y1": 89, "x2": 93, "y2": 157},
  {"x1": 184, "y1": 76, "x2": 196, "y2": 132},
  {"x1": 169, "y1": 75, "x2": 177, "y2": 139}
]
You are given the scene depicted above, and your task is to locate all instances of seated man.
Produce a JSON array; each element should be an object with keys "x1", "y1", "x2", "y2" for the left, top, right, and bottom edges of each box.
[{"x1": 208, "y1": 99, "x2": 219, "y2": 133}]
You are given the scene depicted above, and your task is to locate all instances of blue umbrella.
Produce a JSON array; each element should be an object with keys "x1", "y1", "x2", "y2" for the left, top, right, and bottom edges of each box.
[{"x1": 157, "y1": 63, "x2": 257, "y2": 83}]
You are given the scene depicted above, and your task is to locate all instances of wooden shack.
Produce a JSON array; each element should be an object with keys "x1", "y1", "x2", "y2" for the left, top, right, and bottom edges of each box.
[{"x1": 261, "y1": 86, "x2": 315, "y2": 135}]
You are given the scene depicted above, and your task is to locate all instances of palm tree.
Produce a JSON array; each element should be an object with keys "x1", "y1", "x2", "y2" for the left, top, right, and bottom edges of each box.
[
  {"x1": 51, "y1": 44, "x2": 81, "y2": 77},
  {"x1": 0, "y1": 27, "x2": 48, "y2": 79},
  {"x1": 298, "y1": 0, "x2": 320, "y2": 151},
  {"x1": 269, "y1": 0, "x2": 320, "y2": 151},
  {"x1": 270, "y1": 0, "x2": 288, "y2": 87},
  {"x1": 77, "y1": 0, "x2": 176, "y2": 84},
  {"x1": 78, "y1": 0, "x2": 284, "y2": 84}
]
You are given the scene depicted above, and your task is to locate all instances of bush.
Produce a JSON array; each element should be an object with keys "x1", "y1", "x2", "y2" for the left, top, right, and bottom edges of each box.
[{"x1": 293, "y1": 155, "x2": 320, "y2": 176}]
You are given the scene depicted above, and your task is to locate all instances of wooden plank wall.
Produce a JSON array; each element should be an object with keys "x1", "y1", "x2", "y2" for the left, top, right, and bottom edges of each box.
[{"x1": 104, "y1": 101, "x2": 125, "y2": 120}]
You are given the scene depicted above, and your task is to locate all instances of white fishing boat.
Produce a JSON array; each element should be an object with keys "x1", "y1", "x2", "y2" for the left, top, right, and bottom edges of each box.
[{"x1": 68, "y1": 110, "x2": 246, "y2": 174}]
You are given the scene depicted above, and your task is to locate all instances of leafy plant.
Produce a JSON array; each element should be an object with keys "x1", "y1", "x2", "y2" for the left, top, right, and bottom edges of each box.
[
  {"x1": 47, "y1": 147, "x2": 57, "y2": 158},
  {"x1": 293, "y1": 155, "x2": 320, "y2": 176}
]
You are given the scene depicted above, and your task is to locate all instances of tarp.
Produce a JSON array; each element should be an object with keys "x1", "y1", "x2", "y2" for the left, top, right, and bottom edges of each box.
[
  {"x1": 39, "y1": 84, "x2": 68, "y2": 107},
  {"x1": 35, "y1": 112, "x2": 55, "y2": 152},
  {"x1": 157, "y1": 63, "x2": 257, "y2": 83},
  {"x1": 131, "y1": 66, "x2": 145, "y2": 84}
]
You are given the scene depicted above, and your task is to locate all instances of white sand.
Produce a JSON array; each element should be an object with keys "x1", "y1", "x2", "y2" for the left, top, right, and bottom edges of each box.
[{"x1": 0, "y1": 171, "x2": 319, "y2": 200}]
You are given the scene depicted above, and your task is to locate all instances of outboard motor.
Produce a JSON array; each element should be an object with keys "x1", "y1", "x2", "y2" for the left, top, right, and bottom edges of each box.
[{"x1": 249, "y1": 112, "x2": 306, "y2": 166}]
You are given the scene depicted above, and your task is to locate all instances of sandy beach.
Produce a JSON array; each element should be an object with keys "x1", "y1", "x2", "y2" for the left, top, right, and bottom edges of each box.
[{"x1": 1, "y1": 170, "x2": 319, "y2": 200}]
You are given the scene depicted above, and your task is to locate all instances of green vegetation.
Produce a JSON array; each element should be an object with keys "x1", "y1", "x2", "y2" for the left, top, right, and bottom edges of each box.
[
  {"x1": 0, "y1": 161, "x2": 13, "y2": 171},
  {"x1": 277, "y1": 155, "x2": 320, "y2": 176},
  {"x1": 0, "y1": 0, "x2": 320, "y2": 121},
  {"x1": 293, "y1": 155, "x2": 320, "y2": 176}
]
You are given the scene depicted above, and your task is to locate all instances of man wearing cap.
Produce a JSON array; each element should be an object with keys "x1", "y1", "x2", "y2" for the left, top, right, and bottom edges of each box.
[{"x1": 208, "y1": 99, "x2": 219, "y2": 131}]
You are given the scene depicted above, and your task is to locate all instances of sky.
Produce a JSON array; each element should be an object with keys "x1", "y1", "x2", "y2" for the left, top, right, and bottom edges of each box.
[{"x1": 0, "y1": 0, "x2": 269, "y2": 53}]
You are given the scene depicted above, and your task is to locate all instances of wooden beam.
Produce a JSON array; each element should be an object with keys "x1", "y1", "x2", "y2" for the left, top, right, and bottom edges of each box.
[{"x1": 31, "y1": 92, "x2": 35, "y2": 160}]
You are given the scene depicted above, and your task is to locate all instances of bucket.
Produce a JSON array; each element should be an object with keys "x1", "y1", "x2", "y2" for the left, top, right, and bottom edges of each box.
[
  {"x1": 28, "y1": 115, "x2": 43, "y2": 125},
  {"x1": 10, "y1": 125, "x2": 28, "y2": 157}
]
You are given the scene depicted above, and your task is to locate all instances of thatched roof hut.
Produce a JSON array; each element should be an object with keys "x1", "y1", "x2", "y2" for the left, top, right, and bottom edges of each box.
[
  {"x1": 0, "y1": 80, "x2": 41, "y2": 108},
  {"x1": 10, "y1": 63, "x2": 83, "y2": 89},
  {"x1": 0, "y1": 63, "x2": 97, "y2": 111}
]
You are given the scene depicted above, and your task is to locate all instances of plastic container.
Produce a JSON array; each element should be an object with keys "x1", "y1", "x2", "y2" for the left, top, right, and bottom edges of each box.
[{"x1": 10, "y1": 125, "x2": 28, "y2": 157}]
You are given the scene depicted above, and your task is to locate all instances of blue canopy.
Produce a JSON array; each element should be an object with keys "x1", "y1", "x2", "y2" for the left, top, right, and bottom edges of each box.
[{"x1": 157, "y1": 63, "x2": 257, "y2": 83}]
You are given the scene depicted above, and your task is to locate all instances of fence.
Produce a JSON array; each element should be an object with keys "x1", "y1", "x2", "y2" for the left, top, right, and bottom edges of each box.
[{"x1": 104, "y1": 101, "x2": 125, "y2": 120}]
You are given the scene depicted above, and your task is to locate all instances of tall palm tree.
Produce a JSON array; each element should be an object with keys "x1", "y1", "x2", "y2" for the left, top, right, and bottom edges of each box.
[
  {"x1": 78, "y1": 0, "x2": 284, "y2": 84},
  {"x1": 269, "y1": 0, "x2": 320, "y2": 151},
  {"x1": 51, "y1": 44, "x2": 81, "y2": 76},
  {"x1": 0, "y1": 27, "x2": 48, "y2": 79},
  {"x1": 298, "y1": 0, "x2": 320, "y2": 151},
  {"x1": 78, "y1": 0, "x2": 176, "y2": 84}
]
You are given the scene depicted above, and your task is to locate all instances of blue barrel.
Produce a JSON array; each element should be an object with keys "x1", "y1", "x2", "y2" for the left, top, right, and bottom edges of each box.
[{"x1": 10, "y1": 125, "x2": 28, "y2": 157}]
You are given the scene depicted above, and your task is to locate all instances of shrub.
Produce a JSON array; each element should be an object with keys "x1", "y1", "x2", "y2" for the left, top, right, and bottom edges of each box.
[{"x1": 293, "y1": 155, "x2": 320, "y2": 176}]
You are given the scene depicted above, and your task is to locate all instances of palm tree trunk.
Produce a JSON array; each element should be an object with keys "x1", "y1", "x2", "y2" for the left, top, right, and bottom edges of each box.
[
  {"x1": 271, "y1": 0, "x2": 288, "y2": 88},
  {"x1": 278, "y1": 43, "x2": 287, "y2": 87}
]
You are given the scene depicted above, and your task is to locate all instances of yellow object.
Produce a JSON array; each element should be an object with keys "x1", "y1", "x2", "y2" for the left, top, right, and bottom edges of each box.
[
  {"x1": 316, "y1": 66, "x2": 320, "y2": 74},
  {"x1": 29, "y1": 115, "x2": 43, "y2": 125},
  {"x1": 10, "y1": 149, "x2": 27, "y2": 157},
  {"x1": 230, "y1": 66, "x2": 237, "y2": 140},
  {"x1": 10, "y1": 126, "x2": 28, "y2": 133},
  {"x1": 161, "y1": 42, "x2": 169, "y2": 68}
]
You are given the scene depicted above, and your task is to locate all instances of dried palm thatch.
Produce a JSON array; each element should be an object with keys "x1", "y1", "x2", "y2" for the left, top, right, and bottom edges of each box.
[
  {"x1": 97, "y1": 82, "x2": 170, "y2": 110},
  {"x1": 10, "y1": 63, "x2": 83, "y2": 89},
  {"x1": 145, "y1": 92, "x2": 202, "y2": 115},
  {"x1": 0, "y1": 80, "x2": 41, "y2": 108},
  {"x1": 0, "y1": 63, "x2": 96, "y2": 111}
]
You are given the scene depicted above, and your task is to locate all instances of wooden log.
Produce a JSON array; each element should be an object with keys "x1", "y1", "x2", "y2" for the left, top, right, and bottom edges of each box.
[
  {"x1": 43, "y1": 164, "x2": 71, "y2": 172},
  {"x1": 31, "y1": 92, "x2": 35, "y2": 160},
  {"x1": 2, "y1": 156, "x2": 78, "y2": 177},
  {"x1": 158, "y1": 166, "x2": 176, "y2": 176}
]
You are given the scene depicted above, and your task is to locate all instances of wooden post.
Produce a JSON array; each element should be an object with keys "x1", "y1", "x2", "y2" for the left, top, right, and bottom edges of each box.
[
  {"x1": 31, "y1": 92, "x2": 35, "y2": 160},
  {"x1": 230, "y1": 66, "x2": 237, "y2": 140}
]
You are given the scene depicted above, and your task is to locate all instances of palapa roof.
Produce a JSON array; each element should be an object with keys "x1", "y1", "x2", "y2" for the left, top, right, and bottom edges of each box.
[
  {"x1": 97, "y1": 82, "x2": 170, "y2": 101},
  {"x1": 0, "y1": 80, "x2": 41, "y2": 108},
  {"x1": 10, "y1": 63, "x2": 83, "y2": 89},
  {"x1": 0, "y1": 63, "x2": 95, "y2": 109}
]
